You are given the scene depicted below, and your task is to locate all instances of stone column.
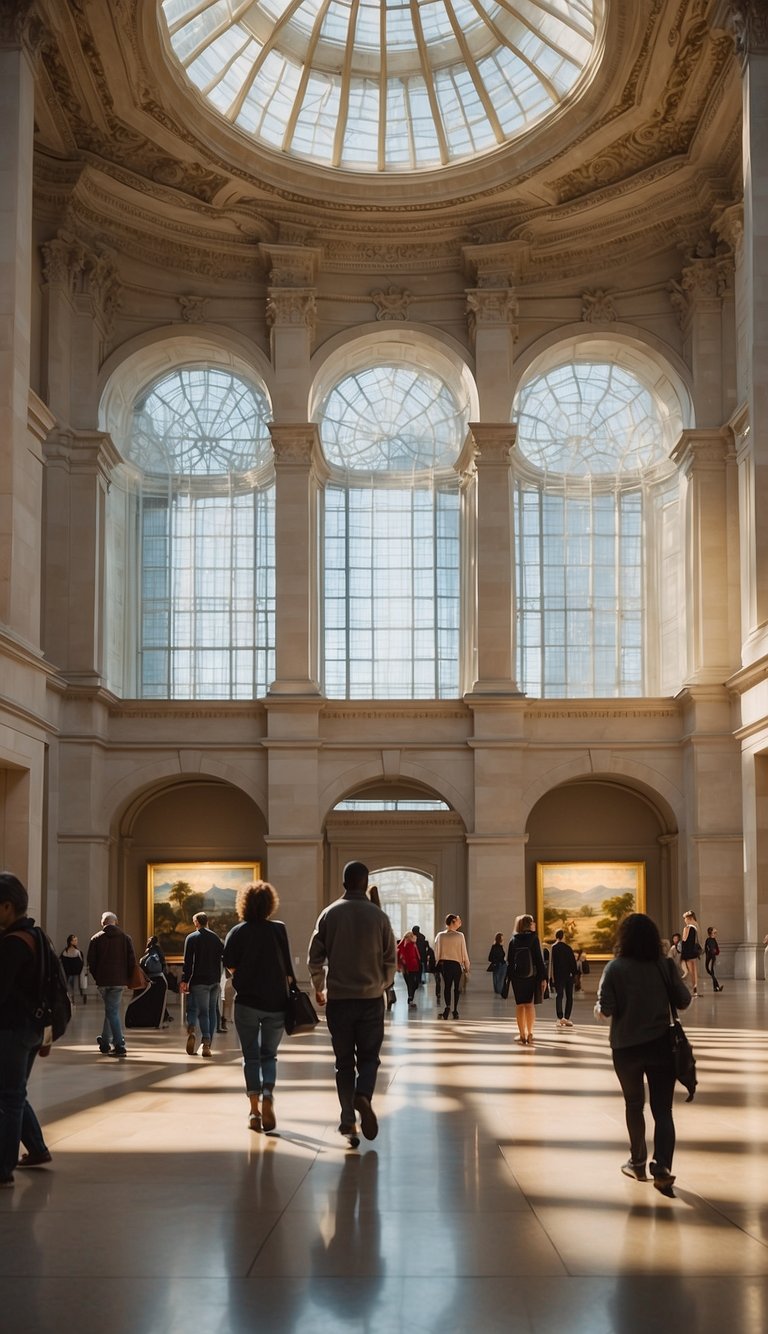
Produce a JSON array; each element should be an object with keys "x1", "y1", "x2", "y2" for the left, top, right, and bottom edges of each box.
[
  {"x1": 268, "y1": 424, "x2": 326, "y2": 695},
  {"x1": 260, "y1": 242, "x2": 321, "y2": 421},
  {"x1": 466, "y1": 829, "x2": 527, "y2": 969},
  {"x1": 41, "y1": 233, "x2": 121, "y2": 431},
  {"x1": 466, "y1": 424, "x2": 521, "y2": 694},
  {"x1": 462, "y1": 241, "x2": 528, "y2": 420},
  {"x1": 42, "y1": 431, "x2": 122, "y2": 684},
  {"x1": 671, "y1": 430, "x2": 740, "y2": 684},
  {"x1": 0, "y1": 17, "x2": 41, "y2": 645}
]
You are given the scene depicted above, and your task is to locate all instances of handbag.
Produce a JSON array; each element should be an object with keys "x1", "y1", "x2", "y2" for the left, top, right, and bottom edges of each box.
[
  {"x1": 658, "y1": 961, "x2": 697, "y2": 1102},
  {"x1": 127, "y1": 961, "x2": 149, "y2": 991},
  {"x1": 284, "y1": 985, "x2": 319, "y2": 1036}
]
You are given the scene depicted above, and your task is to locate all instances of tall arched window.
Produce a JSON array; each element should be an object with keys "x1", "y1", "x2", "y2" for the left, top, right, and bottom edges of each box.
[
  {"x1": 513, "y1": 359, "x2": 682, "y2": 698},
  {"x1": 318, "y1": 363, "x2": 468, "y2": 698},
  {"x1": 122, "y1": 366, "x2": 275, "y2": 699}
]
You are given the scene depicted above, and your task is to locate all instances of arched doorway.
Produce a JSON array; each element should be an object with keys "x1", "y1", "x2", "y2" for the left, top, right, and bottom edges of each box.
[{"x1": 369, "y1": 867, "x2": 435, "y2": 942}]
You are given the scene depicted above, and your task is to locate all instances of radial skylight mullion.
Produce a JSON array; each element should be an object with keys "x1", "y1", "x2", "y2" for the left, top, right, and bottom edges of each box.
[
  {"x1": 198, "y1": 28, "x2": 254, "y2": 96},
  {"x1": 175, "y1": 1, "x2": 256, "y2": 69},
  {"x1": 332, "y1": 0, "x2": 364, "y2": 168},
  {"x1": 224, "y1": 0, "x2": 311, "y2": 123},
  {"x1": 441, "y1": 0, "x2": 504, "y2": 143},
  {"x1": 164, "y1": 0, "x2": 225, "y2": 39},
  {"x1": 281, "y1": 0, "x2": 337, "y2": 151},
  {"x1": 518, "y1": 0, "x2": 594, "y2": 42},
  {"x1": 378, "y1": 0, "x2": 387, "y2": 171},
  {"x1": 408, "y1": 0, "x2": 450, "y2": 165},
  {"x1": 489, "y1": 0, "x2": 587, "y2": 83}
]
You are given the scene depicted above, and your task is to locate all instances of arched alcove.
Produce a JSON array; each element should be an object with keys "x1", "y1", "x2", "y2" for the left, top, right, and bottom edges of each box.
[
  {"x1": 324, "y1": 778, "x2": 466, "y2": 925},
  {"x1": 525, "y1": 777, "x2": 678, "y2": 947},
  {"x1": 115, "y1": 777, "x2": 268, "y2": 951}
]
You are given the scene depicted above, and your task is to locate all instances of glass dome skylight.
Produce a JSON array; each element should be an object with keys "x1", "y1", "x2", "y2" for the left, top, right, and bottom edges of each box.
[{"x1": 160, "y1": 0, "x2": 599, "y2": 173}]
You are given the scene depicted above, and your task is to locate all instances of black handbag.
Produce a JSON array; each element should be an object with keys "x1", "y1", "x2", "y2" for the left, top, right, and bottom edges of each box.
[
  {"x1": 658, "y1": 961, "x2": 697, "y2": 1102},
  {"x1": 285, "y1": 985, "x2": 319, "y2": 1036}
]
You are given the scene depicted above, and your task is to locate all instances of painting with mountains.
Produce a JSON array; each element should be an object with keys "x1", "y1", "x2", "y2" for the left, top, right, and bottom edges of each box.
[
  {"x1": 536, "y1": 861, "x2": 646, "y2": 958},
  {"x1": 147, "y1": 861, "x2": 260, "y2": 960}
]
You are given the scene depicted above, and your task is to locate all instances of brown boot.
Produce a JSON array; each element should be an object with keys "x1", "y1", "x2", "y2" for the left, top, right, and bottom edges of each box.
[
  {"x1": 261, "y1": 1091, "x2": 276, "y2": 1132},
  {"x1": 248, "y1": 1094, "x2": 261, "y2": 1132}
]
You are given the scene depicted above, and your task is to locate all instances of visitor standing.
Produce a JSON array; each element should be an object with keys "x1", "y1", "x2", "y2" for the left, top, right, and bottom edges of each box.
[
  {"x1": 488, "y1": 933, "x2": 506, "y2": 995},
  {"x1": 551, "y1": 929, "x2": 578, "y2": 1027},
  {"x1": 704, "y1": 927, "x2": 723, "y2": 992},
  {"x1": 507, "y1": 914, "x2": 547, "y2": 1045},
  {"x1": 680, "y1": 910, "x2": 700, "y2": 996},
  {"x1": 434, "y1": 914, "x2": 470, "y2": 1021}
]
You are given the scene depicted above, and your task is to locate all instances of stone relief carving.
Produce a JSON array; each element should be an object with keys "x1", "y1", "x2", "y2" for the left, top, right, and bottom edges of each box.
[
  {"x1": 712, "y1": 202, "x2": 744, "y2": 258},
  {"x1": 581, "y1": 289, "x2": 618, "y2": 322},
  {"x1": 719, "y1": 1, "x2": 768, "y2": 58},
  {"x1": 41, "y1": 229, "x2": 122, "y2": 333},
  {"x1": 178, "y1": 295, "x2": 209, "y2": 324},
  {"x1": 266, "y1": 289, "x2": 317, "y2": 332},
  {"x1": 370, "y1": 286, "x2": 413, "y2": 320}
]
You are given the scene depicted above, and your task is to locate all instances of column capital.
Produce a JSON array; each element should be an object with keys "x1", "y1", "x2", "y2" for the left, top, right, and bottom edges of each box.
[
  {"x1": 258, "y1": 241, "x2": 323, "y2": 286},
  {"x1": 269, "y1": 421, "x2": 328, "y2": 476},
  {"x1": 671, "y1": 428, "x2": 733, "y2": 473},
  {"x1": 668, "y1": 255, "x2": 724, "y2": 329},
  {"x1": 43, "y1": 429, "x2": 123, "y2": 482},
  {"x1": 465, "y1": 288, "x2": 519, "y2": 348},
  {"x1": 468, "y1": 423, "x2": 516, "y2": 464},
  {"x1": 41, "y1": 231, "x2": 122, "y2": 336},
  {"x1": 266, "y1": 288, "x2": 316, "y2": 335}
]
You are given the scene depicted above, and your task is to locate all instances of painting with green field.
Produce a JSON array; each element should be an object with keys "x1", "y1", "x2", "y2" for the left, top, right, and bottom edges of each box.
[
  {"x1": 147, "y1": 861, "x2": 260, "y2": 961},
  {"x1": 536, "y1": 861, "x2": 646, "y2": 959}
]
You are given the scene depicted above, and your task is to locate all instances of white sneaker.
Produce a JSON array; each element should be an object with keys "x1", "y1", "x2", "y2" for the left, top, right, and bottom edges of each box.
[{"x1": 563, "y1": 1019, "x2": 574, "y2": 1027}]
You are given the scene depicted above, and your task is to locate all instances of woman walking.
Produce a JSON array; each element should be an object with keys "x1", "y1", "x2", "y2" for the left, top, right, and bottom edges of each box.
[
  {"x1": 704, "y1": 927, "x2": 723, "y2": 992},
  {"x1": 222, "y1": 881, "x2": 296, "y2": 1133},
  {"x1": 595, "y1": 912, "x2": 691, "y2": 1196},
  {"x1": 434, "y1": 914, "x2": 470, "y2": 1021},
  {"x1": 507, "y1": 915, "x2": 547, "y2": 1045},
  {"x1": 488, "y1": 933, "x2": 506, "y2": 995},
  {"x1": 680, "y1": 910, "x2": 700, "y2": 996},
  {"x1": 60, "y1": 934, "x2": 85, "y2": 1006},
  {"x1": 397, "y1": 931, "x2": 422, "y2": 1009}
]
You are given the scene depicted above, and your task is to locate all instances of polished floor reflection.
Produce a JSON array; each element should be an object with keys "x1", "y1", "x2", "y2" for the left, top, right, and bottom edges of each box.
[{"x1": 3, "y1": 978, "x2": 768, "y2": 1332}]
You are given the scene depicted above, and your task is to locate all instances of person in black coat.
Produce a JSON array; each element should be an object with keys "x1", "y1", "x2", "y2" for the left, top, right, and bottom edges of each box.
[
  {"x1": 550, "y1": 930, "x2": 578, "y2": 1027},
  {"x1": 506, "y1": 914, "x2": 548, "y2": 1046}
]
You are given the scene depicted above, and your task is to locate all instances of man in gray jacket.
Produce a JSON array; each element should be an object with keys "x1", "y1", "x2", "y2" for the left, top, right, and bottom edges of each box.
[{"x1": 308, "y1": 861, "x2": 396, "y2": 1143}]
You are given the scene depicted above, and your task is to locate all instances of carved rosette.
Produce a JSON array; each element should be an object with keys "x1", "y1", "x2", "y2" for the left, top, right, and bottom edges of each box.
[
  {"x1": 178, "y1": 295, "x2": 209, "y2": 324},
  {"x1": 266, "y1": 288, "x2": 316, "y2": 334},
  {"x1": 370, "y1": 286, "x2": 413, "y2": 321},
  {"x1": 581, "y1": 289, "x2": 618, "y2": 323},
  {"x1": 465, "y1": 289, "x2": 519, "y2": 347}
]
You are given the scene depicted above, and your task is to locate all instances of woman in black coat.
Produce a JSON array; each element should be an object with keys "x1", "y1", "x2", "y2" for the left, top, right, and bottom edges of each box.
[{"x1": 506, "y1": 914, "x2": 548, "y2": 1046}]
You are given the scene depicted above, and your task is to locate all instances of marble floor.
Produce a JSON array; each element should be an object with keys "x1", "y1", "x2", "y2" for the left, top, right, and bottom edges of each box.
[{"x1": 3, "y1": 977, "x2": 768, "y2": 1333}]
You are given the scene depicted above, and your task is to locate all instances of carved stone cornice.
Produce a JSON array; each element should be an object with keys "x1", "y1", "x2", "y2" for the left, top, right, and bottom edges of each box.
[
  {"x1": 461, "y1": 240, "x2": 530, "y2": 287},
  {"x1": 671, "y1": 428, "x2": 732, "y2": 474},
  {"x1": 468, "y1": 423, "x2": 516, "y2": 466},
  {"x1": 465, "y1": 289, "x2": 519, "y2": 346},
  {"x1": 43, "y1": 429, "x2": 123, "y2": 482},
  {"x1": 581, "y1": 289, "x2": 618, "y2": 323},
  {"x1": 266, "y1": 288, "x2": 316, "y2": 334},
  {"x1": 258, "y1": 242, "x2": 322, "y2": 286},
  {"x1": 370, "y1": 286, "x2": 413, "y2": 321}
]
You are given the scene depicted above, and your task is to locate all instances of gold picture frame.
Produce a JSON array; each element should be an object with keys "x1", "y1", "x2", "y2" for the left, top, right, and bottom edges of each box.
[
  {"x1": 147, "y1": 861, "x2": 261, "y2": 962},
  {"x1": 536, "y1": 861, "x2": 646, "y2": 961}
]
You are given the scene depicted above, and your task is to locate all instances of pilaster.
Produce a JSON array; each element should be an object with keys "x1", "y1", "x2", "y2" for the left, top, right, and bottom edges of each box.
[
  {"x1": 268, "y1": 423, "x2": 327, "y2": 695},
  {"x1": 261, "y1": 242, "x2": 321, "y2": 421},
  {"x1": 462, "y1": 242, "x2": 528, "y2": 420},
  {"x1": 464, "y1": 424, "x2": 521, "y2": 696}
]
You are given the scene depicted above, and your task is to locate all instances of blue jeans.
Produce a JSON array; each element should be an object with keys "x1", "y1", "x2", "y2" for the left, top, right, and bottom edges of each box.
[
  {"x1": 0, "y1": 1020, "x2": 49, "y2": 1180},
  {"x1": 234, "y1": 1003, "x2": 285, "y2": 1094},
  {"x1": 325, "y1": 997, "x2": 385, "y2": 1128},
  {"x1": 190, "y1": 983, "x2": 219, "y2": 1044},
  {"x1": 99, "y1": 986, "x2": 125, "y2": 1050},
  {"x1": 493, "y1": 962, "x2": 507, "y2": 994}
]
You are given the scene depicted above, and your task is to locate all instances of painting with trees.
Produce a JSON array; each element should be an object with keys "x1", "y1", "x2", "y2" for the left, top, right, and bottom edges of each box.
[
  {"x1": 536, "y1": 862, "x2": 646, "y2": 960},
  {"x1": 147, "y1": 862, "x2": 260, "y2": 961}
]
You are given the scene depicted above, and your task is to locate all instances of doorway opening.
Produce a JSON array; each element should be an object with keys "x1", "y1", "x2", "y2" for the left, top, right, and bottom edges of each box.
[{"x1": 369, "y1": 867, "x2": 435, "y2": 943}]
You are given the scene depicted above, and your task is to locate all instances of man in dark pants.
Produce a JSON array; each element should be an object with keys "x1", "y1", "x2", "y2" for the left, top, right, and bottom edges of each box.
[
  {"x1": 0, "y1": 872, "x2": 52, "y2": 1187},
  {"x1": 308, "y1": 861, "x2": 396, "y2": 1143},
  {"x1": 551, "y1": 929, "x2": 578, "y2": 1028}
]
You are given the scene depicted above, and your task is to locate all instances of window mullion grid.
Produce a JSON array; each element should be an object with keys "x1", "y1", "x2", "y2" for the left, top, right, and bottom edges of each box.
[{"x1": 433, "y1": 486, "x2": 439, "y2": 698}]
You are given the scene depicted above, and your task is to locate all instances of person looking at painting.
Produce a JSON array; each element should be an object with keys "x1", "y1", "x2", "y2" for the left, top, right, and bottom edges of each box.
[
  {"x1": 680, "y1": 910, "x2": 700, "y2": 997},
  {"x1": 551, "y1": 929, "x2": 578, "y2": 1028},
  {"x1": 181, "y1": 912, "x2": 224, "y2": 1058}
]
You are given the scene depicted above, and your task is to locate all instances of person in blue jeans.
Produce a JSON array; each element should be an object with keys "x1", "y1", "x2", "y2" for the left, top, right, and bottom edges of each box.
[
  {"x1": 0, "y1": 873, "x2": 53, "y2": 1188},
  {"x1": 87, "y1": 910, "x2": 137, "y2": 1057},
  {"x1": 223, "y1": 881, "x2": 295, "y2": 1133},
  {"x1": 181, "y1": 912, "x2": 224, "y2": 1058}
]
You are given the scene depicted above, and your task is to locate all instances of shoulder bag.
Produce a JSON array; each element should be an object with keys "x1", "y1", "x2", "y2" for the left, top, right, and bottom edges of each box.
[
  {"x1": 271, "y1": 923, "x2": 319, "y2": 1036},
  {"x1": 658, "y1": 960, "x2": 697, "y2": 1102}
]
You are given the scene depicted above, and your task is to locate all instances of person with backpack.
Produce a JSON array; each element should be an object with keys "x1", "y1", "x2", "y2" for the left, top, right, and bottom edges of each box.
[
  {"x1": 0, "y1": 872, "x2": 54, "y2": 1187},
  {"x1": 506, "y1": 914, "x2": 548, "y2": 1046}
]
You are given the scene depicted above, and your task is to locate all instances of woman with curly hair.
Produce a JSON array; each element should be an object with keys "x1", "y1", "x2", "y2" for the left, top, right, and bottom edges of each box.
[{"x1": 222, "y1": 881, "x2": 296, "y2": 1134}]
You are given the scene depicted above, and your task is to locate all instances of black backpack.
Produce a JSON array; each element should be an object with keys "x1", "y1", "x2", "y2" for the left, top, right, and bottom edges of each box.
[
  {"x1": 21, "y1": 926, "x2": 72, "y2": 1043},
  {"x1": 512, "y1": 945, "x2": 534, "y2": 979}
]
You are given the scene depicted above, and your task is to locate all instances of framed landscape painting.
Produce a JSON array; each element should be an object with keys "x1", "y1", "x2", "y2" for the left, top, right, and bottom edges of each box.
[
  {"x1": 147, "y1": 861, "x2": 260, "y2": 962},
  {"x1": 536, "y1": 861, "x2": 646, "y2": 960}
]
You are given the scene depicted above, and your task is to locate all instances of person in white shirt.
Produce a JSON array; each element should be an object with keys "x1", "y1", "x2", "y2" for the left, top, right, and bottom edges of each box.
[{"x1": 433, "y1": 914, "x2": 470, "y2": 1021}]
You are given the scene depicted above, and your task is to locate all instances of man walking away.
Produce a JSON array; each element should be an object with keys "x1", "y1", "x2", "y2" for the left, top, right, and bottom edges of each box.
[
  {"x1": 551, "y1": 929, "x2": 578, "y2": 1028},
  {"x1": 308, "y1": 861, "x2": 396, "y2": 1145},
  {"x1": 87, "y1": 911, "x2": 137, "y2": 1057},
  {"x1": 181, "y1": 912, "x2": 224, "y2": 1057}
]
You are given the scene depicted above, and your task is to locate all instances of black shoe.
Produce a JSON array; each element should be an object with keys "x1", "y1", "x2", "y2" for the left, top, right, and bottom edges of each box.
[
  {"x1": 452, "y1": 1010, "x2": 459, "y2": 1020},
  {"x1": 650, "y1": 1162, "x2": 676, "y2": 1196},
  {"x1": 441, "y1": 1007, "x2": 450, "y2": 1020},
  {"x1": 621, "y1": 1160, "x2": 648, "y2": 1182},
  {"x1": 97, "y1": 1041, "x2": 110, "y2": 1055},
  {"x1": 108, "y1": 1047, "x2": 127, "y2": 1058},
  {"x1": 18, "y1": 1150, "x2": 52, "y2": 1168},
  {"x1": 353, "y1": 1094, "x2": 379, "y2": 1141}
]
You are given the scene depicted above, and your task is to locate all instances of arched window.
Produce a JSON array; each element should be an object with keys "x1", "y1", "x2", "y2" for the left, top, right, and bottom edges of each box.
[
  {"x1": 318, "y1": 363, "x2": 468, "y2": 698},
  {"x1": 513, "y1": 359, "x2": 682, "y2": 698},
  {"x1": 121, "y1": 366, "x2": 275, "y2": 699}
]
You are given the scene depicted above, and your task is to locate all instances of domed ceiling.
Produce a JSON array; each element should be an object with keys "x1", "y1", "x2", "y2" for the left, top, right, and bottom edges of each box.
[{"x1": 160, "y1": 0, "x2": 600, "y2": 173}]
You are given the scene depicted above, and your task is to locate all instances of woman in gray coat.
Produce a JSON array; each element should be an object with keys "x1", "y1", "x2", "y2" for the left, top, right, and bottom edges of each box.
[{"x1": 596, "y1": 912, "x2": 691, "y2": 1197}]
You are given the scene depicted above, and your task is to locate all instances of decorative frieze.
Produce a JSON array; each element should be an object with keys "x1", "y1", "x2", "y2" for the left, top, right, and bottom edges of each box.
[{"x1": 370, "y1": 285, "x2": 413, "y2": 320}]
